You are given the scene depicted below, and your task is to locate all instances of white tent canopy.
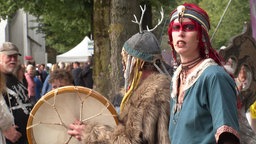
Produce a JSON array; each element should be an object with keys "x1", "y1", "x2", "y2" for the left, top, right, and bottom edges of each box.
[{"x1": 56, "y1": 36, "x2": 94, "y2": 62}]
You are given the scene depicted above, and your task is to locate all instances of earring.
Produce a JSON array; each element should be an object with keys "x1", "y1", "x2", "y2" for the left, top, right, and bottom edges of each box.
[{"x1": 202, "y1": 35, "x2": 209, "y2": 57}]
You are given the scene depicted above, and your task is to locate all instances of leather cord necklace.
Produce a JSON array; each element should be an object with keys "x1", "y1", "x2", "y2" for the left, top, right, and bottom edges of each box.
[{"x1": 180, "y1": 56, "x2": 202, "y2": 84}]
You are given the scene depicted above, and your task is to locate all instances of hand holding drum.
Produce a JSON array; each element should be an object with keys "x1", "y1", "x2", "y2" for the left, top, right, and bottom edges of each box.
[{"x1": 26, "y1": 86, "x2": 118, "y2": 144}]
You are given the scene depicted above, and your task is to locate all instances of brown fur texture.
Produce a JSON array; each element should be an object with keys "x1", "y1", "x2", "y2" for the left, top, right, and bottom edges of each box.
[{"x1": 82, "y1": 73, "x2": 171, "y2": 144}]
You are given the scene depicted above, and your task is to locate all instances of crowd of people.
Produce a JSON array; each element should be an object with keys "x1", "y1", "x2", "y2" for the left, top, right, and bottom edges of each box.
[
  {"x1": 0, "y1": 41, "x2": 94, "y2": 144},
  {"x1": 3, "y1": 2, "x2": 256, "y2": 144}
]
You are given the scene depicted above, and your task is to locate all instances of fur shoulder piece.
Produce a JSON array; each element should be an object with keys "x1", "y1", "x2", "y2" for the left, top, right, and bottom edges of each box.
[
  {"x1": 82, "y1": 73, "x2": 171, "y2": 144},
  {"x1": 115, "y1": 73, "x2": 171, "y2": 144},
  {"x1": 82, "y1": 122, "x2": 114, "y2": 143}
]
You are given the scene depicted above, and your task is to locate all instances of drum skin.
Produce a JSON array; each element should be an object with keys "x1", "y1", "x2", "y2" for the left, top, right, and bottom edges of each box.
[{"x1": 26, "y1": 86, "x2": 118, "y2": 144}]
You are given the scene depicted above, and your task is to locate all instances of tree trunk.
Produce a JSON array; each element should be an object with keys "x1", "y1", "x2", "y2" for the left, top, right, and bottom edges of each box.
[
  {"x1": 93, "y1": 0, "x2": 140, "y2": 101},
  {"x1": 108, "y1": 0, "x2": 139, "y2": 101},
  {"x1": 93, "y1": 0, "x2": 111, "y2": 99}
]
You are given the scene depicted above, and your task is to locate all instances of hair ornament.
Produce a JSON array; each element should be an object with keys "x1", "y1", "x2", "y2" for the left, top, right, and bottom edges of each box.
[{"x1": 177, "y1": 5, "x2": 186, "y2": 23}]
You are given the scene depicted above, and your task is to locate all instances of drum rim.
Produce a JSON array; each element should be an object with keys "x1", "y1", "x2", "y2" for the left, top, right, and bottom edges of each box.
[{"x1": 26, "y1": 86, "x2": 118, "y2": 144}]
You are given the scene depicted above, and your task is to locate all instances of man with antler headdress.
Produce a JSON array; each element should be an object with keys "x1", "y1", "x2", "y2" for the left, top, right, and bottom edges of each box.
[{"x1": 67, "y1": 5, "x2": 171, "y2": 144}]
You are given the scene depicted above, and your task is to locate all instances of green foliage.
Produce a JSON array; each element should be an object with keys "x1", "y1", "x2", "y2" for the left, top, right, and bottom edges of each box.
[
  {"x1": 0, "y1": 0, "x2": 92, "y2": 53},
  {"x1": 199, "y1": 0, "x2": 250, "y2": 48},
  {"x1": 0, "y1": 0, "x2": 250, "y2": 52},
  {"x1": 32, "y1": 0, "x2": 92, "y2": 53},
  {"x1": 0, "y1": 0, "x2": 19, "y2": 20}
]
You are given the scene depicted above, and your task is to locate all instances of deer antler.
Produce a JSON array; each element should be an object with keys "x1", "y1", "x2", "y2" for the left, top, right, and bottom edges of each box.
[
  {"x1": 132, "y1": 5, "x2": 146, "y2": 33},
  {"x1": 147, "y1": 7, "x2": 164, "y2": 32}
]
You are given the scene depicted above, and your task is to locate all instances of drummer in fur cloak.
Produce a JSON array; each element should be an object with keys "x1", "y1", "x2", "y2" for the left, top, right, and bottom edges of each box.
[{"x1": 68, "y1": 5, "x2": 171, "y2": 144}]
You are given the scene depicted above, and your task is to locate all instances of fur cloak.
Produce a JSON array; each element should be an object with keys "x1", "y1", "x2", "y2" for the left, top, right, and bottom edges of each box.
[{"x1": 82, "y1": 73, "x2": 171, "y2": 144}]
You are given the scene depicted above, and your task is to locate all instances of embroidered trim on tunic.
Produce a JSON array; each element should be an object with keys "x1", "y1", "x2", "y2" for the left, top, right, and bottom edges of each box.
[
  {"x1": 215, "y1": 125, "x2": 240, "y2": 142},
  {"x1": 171, "y1": 58, "x2": 217, "y2": 99}
]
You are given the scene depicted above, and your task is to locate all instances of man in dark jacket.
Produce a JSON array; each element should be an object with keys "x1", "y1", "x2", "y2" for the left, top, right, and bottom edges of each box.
[
  {"x1": 79, "y1": 60, "x2": 93, "y2": 89},
  {"x1": 72, "y1": 61, "x2": 83, "y2": 86},
  {"x1": 0, "y1": 42, "x2": 33, "y2": 144}
]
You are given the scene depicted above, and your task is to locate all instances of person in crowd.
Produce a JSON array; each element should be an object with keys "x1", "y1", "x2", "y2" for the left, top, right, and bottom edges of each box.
[
  {"x1": 13, "y1": 64, "x2": 27, "y2": 86},
  {"x1": 72, "y1": 61, "x2": 83, "y2": 86},
  {"x1": 24, "y1": 56, "x2": 35, "y2": 67},
  {"x1": 224, "y1": 57, "x2": 235, "y2": 74},
  {"x1": 0, "y1": 42, "x2": 33, "y2": 144},
  {"x1": 58, "y1": 62, "x2": 65, "y2": 69},
  {"x1": 41, "y1": 64, "x2": 58, "y2": 96},
  {"x1": 65, "y1": 63, "x2": 73, "y2": 73},
  {"x1": 25, "y1": 64, "x2": 36, "y2": 105},
  {"x1": 45, "y1": 65, "x2": 50, "y2": 74},
  {"x1": 67, "y1": 21, "x2": 171, "y2": 143},
  {"x1": 0, "y1": 72, "x2": 22, "y2": 144},
  {"x1": 167, "y1": 3, "x2": 240, "y2": 144},
  {"x1": 37, "y1": 64, "x2": 48, "y2": 83},
  {"x1": 233, "y1": 65, "x2": 255, "y2": 143},
  {"x1": 48, "y1": 69, "x2": 74, "y2": 90},
  {"x1": 34, "y1": 71, "x2": 43, "y2": 102},
  {"x1": 79, "y1": 59, "x2": 93, "y2": 89},
  {"x1": 234, "y1": 64, "x2": 249, "y2": 114},
  {"x1": 235, "y1": 64, "x2": 249, "y2": 92}
]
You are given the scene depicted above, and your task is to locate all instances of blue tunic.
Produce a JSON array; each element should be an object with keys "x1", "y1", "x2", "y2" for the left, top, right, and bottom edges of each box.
[{"x1": 169, "y1": 59, "x2": 240, "y2": 144}]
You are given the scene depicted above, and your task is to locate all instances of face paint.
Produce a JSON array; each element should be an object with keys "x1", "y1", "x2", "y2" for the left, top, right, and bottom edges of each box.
[{"x1": 171, "y1": 22, "x2": 197, "y2": 32}]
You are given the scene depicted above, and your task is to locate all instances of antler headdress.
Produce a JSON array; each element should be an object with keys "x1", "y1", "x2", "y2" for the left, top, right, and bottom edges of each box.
[
  {"x1": 120, "y1": 5, "x2": 170, "y2": 112},
  {"x1": 132, "y1": 5, "x2": 164, "y2": 33}
]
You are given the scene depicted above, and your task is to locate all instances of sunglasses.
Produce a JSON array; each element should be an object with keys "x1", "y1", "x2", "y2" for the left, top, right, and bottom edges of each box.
[{"x1": 172, "y1": 22, "x2": 197, "y2": 32}]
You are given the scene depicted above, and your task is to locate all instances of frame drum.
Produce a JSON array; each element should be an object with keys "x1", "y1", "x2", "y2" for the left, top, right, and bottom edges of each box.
[{"x1": 27, "y1": 86, "x2": 118, "y2": 144}]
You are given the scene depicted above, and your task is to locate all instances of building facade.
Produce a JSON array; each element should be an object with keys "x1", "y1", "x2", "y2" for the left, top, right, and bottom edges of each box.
[{"x1": 0, "y1": 9, "x2": 46, "y2": 65}]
